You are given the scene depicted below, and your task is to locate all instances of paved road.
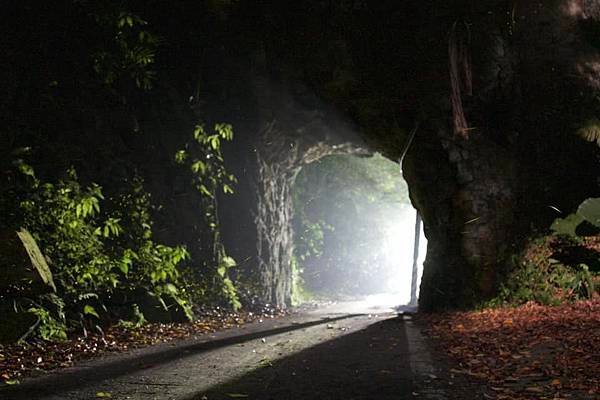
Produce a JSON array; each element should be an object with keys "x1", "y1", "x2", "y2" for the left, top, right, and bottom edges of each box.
[{"x1": 0, "y1": 295, "x2": 444, "y2": 400}]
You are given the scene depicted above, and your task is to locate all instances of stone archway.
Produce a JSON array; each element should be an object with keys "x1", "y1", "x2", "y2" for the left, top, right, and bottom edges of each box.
[{"x1": 254, "y1": 120, "x2": 368, "y2": 307}]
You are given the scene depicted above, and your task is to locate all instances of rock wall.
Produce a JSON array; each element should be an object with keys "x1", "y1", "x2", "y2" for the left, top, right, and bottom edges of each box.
[{"x1": 403, "y1": 0, "x2": 600, "y2": 310}]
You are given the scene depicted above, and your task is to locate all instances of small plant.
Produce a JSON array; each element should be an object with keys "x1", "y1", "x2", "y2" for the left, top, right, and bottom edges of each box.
[
  {"x1": 27, "y1": 306, "x2": 67, "y2": 342},
  {"x1": 117, "y1": 304, "x2": 147, "y2": 329},
  {"x1": 217, "y1": 255, "x2": 241, "y2": 311},
  {"x1": 20, "y1": 294, "x2": 68, "y2": 342},
  {"x1": 570, "y1": 264, "x2": 595, "y2": 299},
  {"x1": 492, "y1": 233, "x2": 599, "y2": 307},
  {"x1": 176, "y1": 122, "x2": 240, "y2": 310}
]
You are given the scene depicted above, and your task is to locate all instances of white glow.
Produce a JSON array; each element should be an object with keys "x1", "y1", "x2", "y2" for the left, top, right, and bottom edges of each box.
[{"x1": 382, "y1": 208, "x2": 426, "y2": 305}]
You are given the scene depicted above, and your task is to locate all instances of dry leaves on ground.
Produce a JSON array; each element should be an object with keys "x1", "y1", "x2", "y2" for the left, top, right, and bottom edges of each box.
[{"x1": 421, "y1": 300, "x2": 600, "y2": 399}]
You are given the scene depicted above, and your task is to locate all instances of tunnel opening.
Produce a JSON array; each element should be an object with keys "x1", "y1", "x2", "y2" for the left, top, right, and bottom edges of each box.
[{"x1": 290, "y1": 153, "x2": 426, "y2": 307}]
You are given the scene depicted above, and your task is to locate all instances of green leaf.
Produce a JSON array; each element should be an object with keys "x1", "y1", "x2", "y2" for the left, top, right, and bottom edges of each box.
[
  {"x1": 194, "y1": 125, "x2": 206, "y2": 141},
  {"x1": 84, "y1": 305, "x2": 100, "y2": 318},
  {"x1": 221, "y1": 256, "x2": 237, "y2": 268},
  {"x1": 209, "y1": 135, "x2": 220, "y2": 150},
  {"x1": 551, "y1": 213, "x2": 584, "y2": 236},
  {"x1": 577, "y1": 197, "x2": 600, "y2": 228},
  {"x1": 174, "y1": 150, "x2": 187, "y2": 164},
  {"x1": 217, "y1": 266, "x2": 227, "y2": 278},
  {"x1": 18, "y1": 163, "x2": 35, "y2": 178},
  {"x1": 165, "y1": 283, "x2": 178, "y2": 294},
  {"x1": 198, "y1": 184, "x2": 213, "y2": 198},
  {"x1": 215, "y1": 123, "x2": 234, "y2": 140},
  {"x1": 226, "y1": 394, "x2": 248, "y2": 398},
  {"x1": 92, "y1": 198, "x2": 100, "y2": 213},
  {"x1": 96, "y1": 392, "x2": 112, "y2": 398},
  {"x1": 119, "y1": 257, "x2": 131, "y2": 274},
  {"x1": 191, "y1": 160, "x2": 206, "y2": 174},
  {"x1": 16, "y1": 228, "x2": 56, "y2": 291},
  {"x1": 4, "y1": 379, "x2": 20, "y2": 385}
]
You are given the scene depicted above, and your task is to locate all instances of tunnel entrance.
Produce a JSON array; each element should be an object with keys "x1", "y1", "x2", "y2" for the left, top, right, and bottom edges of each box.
[{"x1": 290, "y1": 153, "x2": 426, "y2": 306}]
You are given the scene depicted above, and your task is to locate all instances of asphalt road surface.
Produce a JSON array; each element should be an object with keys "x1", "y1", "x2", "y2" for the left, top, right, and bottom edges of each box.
[{"x1": 0, "y1": 294, "x2": 445, "y2": 400}]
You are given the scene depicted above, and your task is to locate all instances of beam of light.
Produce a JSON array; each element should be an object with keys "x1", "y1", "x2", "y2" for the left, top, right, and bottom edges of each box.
[{"x1": 381, "y1": 208, "x2": 427, "y2": 305}]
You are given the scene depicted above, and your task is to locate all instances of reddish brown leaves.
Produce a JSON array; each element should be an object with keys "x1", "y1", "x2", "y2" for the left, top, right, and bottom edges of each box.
[{"x1": 421, "y1": 300, "x2": 600, "y2": 399}]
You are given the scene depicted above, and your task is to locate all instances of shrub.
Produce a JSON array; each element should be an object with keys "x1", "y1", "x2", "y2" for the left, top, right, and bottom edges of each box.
[{"x1": 9, "y1": 167, "x2": 193, "y2": 340}]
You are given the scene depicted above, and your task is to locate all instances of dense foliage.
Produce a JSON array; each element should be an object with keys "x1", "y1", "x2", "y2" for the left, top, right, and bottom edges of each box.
[
  {"x1": 489, "y1": 198, "x2": 600, "y2": 307},
  {"x1": 0, "y1": 1, "x2": 241, "y2": 343},
  {"x1": 0, "y1": 162, "x2": 195, "y2": 341}
]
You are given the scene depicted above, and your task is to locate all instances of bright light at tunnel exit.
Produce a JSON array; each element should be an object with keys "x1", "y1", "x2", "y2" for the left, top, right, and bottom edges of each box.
[{"x1": 382, "y1": 208, "x2": 426, "y2": 305}]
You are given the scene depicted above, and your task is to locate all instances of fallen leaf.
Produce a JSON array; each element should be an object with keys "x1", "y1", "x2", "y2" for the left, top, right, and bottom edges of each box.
[{"x1": 422, "y1": 299, "x2": 600, "y2": 400}]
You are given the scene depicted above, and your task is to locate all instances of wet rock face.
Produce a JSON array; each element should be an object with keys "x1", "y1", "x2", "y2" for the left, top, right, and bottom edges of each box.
[{"x1": 402, "y1": 124, "x2": 520, "y2": 311}]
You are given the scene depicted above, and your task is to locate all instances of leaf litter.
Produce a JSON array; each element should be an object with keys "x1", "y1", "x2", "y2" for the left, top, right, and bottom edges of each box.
[
  {"x1": 420, "y1": 300, "x2": 600, "y2": 399},
  {"x1": 0, "y1": 306, "x2": 287, "y2": 385}
]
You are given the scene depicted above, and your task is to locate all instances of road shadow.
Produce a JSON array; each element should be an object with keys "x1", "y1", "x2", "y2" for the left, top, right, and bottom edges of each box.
[
  {"x1": 0, "y1": 314, "x2": 364, "y2": 399},
  {"x1": 187, "y1": 316, "x2": 413, "y2": 400}
]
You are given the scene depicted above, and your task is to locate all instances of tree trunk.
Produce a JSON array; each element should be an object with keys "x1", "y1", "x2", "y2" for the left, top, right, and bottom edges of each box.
[
  {"x1": 252, "y1": 116, "x2": 368, "y2": 308},
  {"x1": 255, "y1": 152, "x2": 298, "y2": 308}
]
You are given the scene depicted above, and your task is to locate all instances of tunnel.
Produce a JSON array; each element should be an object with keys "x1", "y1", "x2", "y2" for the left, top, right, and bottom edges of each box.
[
  {"x1": 290, "y1": 153, "x2": 427, "y2": 306},
  {"x1": 2, "y1": 0, "x2": 599, "y2": 317}
]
